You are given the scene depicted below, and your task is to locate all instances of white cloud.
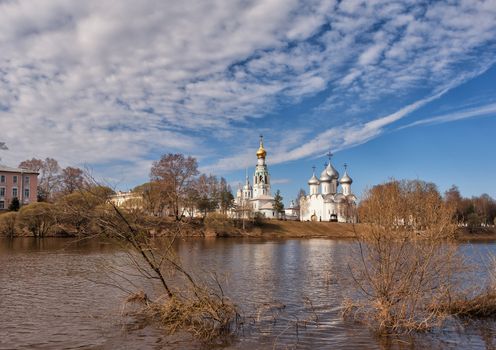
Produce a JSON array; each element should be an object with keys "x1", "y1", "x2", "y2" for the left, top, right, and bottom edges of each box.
[
  {"x1": 0, "y1": 0, "x2": 494, "y2": 185},
  {"x1": 399, "y1": 102, "x2": 496, "y2": 130}
]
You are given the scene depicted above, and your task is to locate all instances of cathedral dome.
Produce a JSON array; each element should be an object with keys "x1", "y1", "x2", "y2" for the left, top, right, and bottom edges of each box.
[
  {"x1": 308, "y1": 174, "x2": 319, "y2": 185},
  {"x1": 320, "y1": 166, "x2": 332, "y2": 182},
  {"x1": 326, "y1": 162, "x2": 339, "y2": 179}
]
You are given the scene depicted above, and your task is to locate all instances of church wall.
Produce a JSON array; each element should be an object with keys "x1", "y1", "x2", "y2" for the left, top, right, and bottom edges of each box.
[{"x1": 300, "y1": 194, "x2": 325, "y2": 221}]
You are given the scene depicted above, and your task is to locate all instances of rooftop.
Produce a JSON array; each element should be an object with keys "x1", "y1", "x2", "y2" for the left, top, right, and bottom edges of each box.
[{"x1": 0, "y1": 164, "x2": 39, "y2": 174}]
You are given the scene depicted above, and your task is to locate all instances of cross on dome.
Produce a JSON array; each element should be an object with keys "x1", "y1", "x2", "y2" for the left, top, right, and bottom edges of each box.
[{"x1": 327, "y1": 150, "x2": 333, "y2": 160}]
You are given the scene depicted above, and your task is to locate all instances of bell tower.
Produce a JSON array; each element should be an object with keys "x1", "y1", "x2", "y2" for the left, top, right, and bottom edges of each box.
[{"x1": 253, "y1": 135, "x2": 271, "y2": 198}]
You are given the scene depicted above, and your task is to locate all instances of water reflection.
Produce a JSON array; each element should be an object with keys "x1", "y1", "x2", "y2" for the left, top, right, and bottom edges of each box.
[{"x1": 0, "y1": 238, "x2": 495, "y2": 349}]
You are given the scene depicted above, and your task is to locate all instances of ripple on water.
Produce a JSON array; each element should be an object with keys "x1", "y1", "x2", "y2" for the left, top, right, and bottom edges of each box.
[{"x1": 1, "y1": 238, "x2": 496, "y2": 349}]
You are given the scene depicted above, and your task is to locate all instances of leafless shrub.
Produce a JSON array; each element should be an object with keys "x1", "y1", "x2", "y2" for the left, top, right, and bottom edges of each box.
[
  {"x1": 63, "y1": 177, "x2": 242, "y2": 343},
  {"x1": 0, "y1": 212, "x2": 18, "y2": 237},
  {"x1": 17, "y1": 202, "x2": 56, "y2": 237},
  {"x1": 344, "y1": 179, "x2": 462, "y2": 334},
  {"x1": 133, "y1": 283, "x2": 240, "y2": 342}
]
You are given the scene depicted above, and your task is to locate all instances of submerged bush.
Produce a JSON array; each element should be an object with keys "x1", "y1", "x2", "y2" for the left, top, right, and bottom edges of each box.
[
  {"x1": 126, "y1": 284, "x2": 240, "y2": 342},
  {"x1": 0, "y1": 212, "x2": 18, "y2": 237},
  {"x1": 345, "y1": 180, "x2": 461, "y2": 334},
  {"x1": 17, "y1": 202, "x2": 56, "y2": 237}
]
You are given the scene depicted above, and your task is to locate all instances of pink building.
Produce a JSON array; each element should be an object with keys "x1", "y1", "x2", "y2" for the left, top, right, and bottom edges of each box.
[{"x1": 0, "y1": 165, "x2": 39, "y2": 210}]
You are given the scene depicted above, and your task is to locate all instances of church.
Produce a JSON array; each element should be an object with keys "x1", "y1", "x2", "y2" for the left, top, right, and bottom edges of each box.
[
  {"x1": 235, "y1": 136, "x2": 278, "y2": 218},
  {"x1": 299, "y1": 153, "x2": 357, "y2": 223}
]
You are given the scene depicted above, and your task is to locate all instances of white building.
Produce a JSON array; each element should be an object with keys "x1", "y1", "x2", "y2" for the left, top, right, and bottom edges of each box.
[
  {"x1": 110, "y1": 190, "x2": 142, "y2": 208},
  {"x1": 284, "y1": 200, "x2": 299, "y2": 220},
  {"x1": 299, "y1": 153, "x2": 357, "y2": 223},
  {"x1": 235, "y1": 136, "x2": 278, "y2": 219}
]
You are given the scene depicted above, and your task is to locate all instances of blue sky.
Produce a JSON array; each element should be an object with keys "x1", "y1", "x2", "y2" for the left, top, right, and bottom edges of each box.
[{"x1": 0, "y1": 0, "x2": 495, "y2": 205}]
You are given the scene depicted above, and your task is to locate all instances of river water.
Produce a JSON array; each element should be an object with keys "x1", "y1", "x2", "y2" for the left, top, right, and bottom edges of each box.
[{"x1": 1, "y1": 238, "x2": 496, "y2": 349}]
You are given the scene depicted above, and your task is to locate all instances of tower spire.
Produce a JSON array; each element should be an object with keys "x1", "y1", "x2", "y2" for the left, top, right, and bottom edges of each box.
[{"x1": 256, "y1": 134, "x2": 267, "y2": 159}]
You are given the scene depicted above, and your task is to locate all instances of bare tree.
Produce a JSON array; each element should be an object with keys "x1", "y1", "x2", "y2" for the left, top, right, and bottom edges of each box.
[
  {"x1": 60, "y1": 166, "x2": 86, "y2": 194},
  {"x1": 66, "y1": 179, "x2": 242, "y2": 341},
  {"x1": 18, "y1": 158, "x2": 43, "y2": 172},
  {"x1": 344, "y1": 179, "x2": 460, "y2": 334},
  {"x1": 19, "y1": 157, "x2": 61, "y2": 201},
  {"x1": 150, "y1": 154, "x2": 199, "y2": 220}
]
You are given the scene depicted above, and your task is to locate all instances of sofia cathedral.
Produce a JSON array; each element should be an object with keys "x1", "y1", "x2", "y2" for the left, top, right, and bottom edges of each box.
[
  {"x1": 235, "y1": 136, "x2": 357, "y2": 222},
  {"x1": 300, "y1": 152, "x2": 357, "y2": 223}
]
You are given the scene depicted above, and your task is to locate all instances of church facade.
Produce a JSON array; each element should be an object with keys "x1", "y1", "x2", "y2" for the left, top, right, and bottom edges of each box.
[
  {"x1": 299, "y1": 153, "x2": 357, "y2": 223},
  {"x1": 235, "y1": 136, "x2": 278, "y2": 219}
]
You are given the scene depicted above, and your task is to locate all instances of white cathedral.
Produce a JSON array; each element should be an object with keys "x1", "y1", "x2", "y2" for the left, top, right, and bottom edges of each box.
[
  {"x1": 299, "y1": 153, "x2": 357, "y2": 223},
  {"x1": 235, "y1": 136, "x2": 278, "y2": 219}
]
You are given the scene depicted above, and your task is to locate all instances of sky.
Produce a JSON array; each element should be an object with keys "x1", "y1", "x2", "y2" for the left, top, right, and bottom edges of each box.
[{"x1": 0, "y1": 0, "x2": 495, "y2": 205}]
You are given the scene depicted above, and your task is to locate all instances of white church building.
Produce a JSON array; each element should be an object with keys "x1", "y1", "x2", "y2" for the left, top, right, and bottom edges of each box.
[
  {"x1": 299, "y1": 152, "x2": 357, "y2": 223},
  {"x1": 235, "y1": 136, "x2": 278, "y2": 219}
]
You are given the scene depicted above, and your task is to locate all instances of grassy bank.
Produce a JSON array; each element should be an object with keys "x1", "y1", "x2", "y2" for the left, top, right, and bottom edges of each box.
[
  {"x1": 222, "y1": 220, "x2": 496, "y2": 241},
  {"x1": 454, "y1": 226, "x2": 496, "y2": 241},
  {"x1": 224, "y1": 220, "x2": 363, "y2": 239}
]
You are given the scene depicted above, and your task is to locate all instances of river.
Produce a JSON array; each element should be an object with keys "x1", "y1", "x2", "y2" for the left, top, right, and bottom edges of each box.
[{"x1": 1, "y1": 238, "x2": 496, "y2": 349}]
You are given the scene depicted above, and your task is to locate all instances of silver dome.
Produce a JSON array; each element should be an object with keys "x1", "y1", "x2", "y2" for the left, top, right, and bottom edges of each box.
[
  {"x1": 326, "y1": 162, "x2": 339, "y2": 179},
  {"x1": 320, "y1": 166, "x2": 332, "y2": 182},
  {"x1": 339, "y1": 170, "x2": 352, "y2": 184},
  {"x1": 308, "y1": 174, "x2": 320, "y2": 185}
]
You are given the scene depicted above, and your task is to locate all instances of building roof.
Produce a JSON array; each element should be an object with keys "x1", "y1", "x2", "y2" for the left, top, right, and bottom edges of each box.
[
  {"x1": 252, "y1": 194, "x2": 275, "y2": 201},
  {"x1": 259, "y1": 202, "x2": 275, "y2": 210},
  {"x1": 0, "y1": 164, "x2": 39, "y2": 174}
]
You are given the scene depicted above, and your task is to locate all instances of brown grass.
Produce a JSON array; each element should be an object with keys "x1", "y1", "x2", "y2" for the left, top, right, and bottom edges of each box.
[
  {"x1": 242, "y1": 220, "x2": 363, "y2": 238},
  {"x1": 125, "y1": 285, "x2": 240, "y2": 343},
  {"x1": 440, "y1": 291, "x2": 496, "y2": 318}
]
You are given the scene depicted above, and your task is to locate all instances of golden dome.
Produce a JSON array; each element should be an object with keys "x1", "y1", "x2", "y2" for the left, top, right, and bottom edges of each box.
[{"x1": 256, "y1": 135, "x2": 266, "y2": 159}]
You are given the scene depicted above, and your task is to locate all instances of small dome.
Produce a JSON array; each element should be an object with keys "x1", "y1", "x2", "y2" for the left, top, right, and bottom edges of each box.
[
  {"x1": 256, "y1": 135, "x2": 267, "y2": 159},
  {"x1": 340, "y1": 170, "x2": 352, "y2": 185},
  {"x1": 256, "y1": 146, "x2": 266, "y2": 159},
  {"x1": 308, "y1": 174, "x2": 320, "y2": 185},
  {"x1": 320, "y1": 166, "x2": 332, "y2": 182}
]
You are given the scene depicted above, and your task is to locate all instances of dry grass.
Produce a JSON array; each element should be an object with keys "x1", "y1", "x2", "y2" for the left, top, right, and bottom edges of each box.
[
  {"x1": 243, "y1": 220, "x2": 362, "y2": 238},
  {"x1": 440, "y1": 291, "x2": 496, "y2": 318},
  {"x1": 125, "y1": 285, "x2": 240, "y2": 343}
]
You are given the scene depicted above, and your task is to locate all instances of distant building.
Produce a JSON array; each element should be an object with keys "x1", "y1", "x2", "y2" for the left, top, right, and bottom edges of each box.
[
  {"x1": 235, "y1": 136, "x2": 278, "y2": 219},
  {"x1": 284, "y1": 200, "x2": 299, "y2": 220},
  {"x1": 299, "y1": 153, "x2": 357, "y2": 223},
  {"x1": 109, "y1": 190, "x2": 142, "y2": 208},
  {"x1": 0, "y1": 165, "x2": 39, "y2": 210}
]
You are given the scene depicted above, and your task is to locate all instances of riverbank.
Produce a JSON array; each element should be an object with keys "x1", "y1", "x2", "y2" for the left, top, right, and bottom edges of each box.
[
  {"x1": 455, "y1": 226, "x2": 496, "y2": 242},
  {"x1": 216, "y1": 220, "x2": 362, "y2": 239},
  {"x1": 221, "y1": 220, "x2": 496, "y2": 241}
]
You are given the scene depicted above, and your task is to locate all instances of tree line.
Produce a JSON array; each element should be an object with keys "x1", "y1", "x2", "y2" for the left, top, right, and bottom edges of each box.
[
  {"x1": 134, "y1": 153, "x2": 235, "y2": 220},
  {"x1": 18, "y1": 158, "x2": 86, "y2": 201},
  {"x1": 444, "y1": 185, "x2": 496, "y2": 228}
]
